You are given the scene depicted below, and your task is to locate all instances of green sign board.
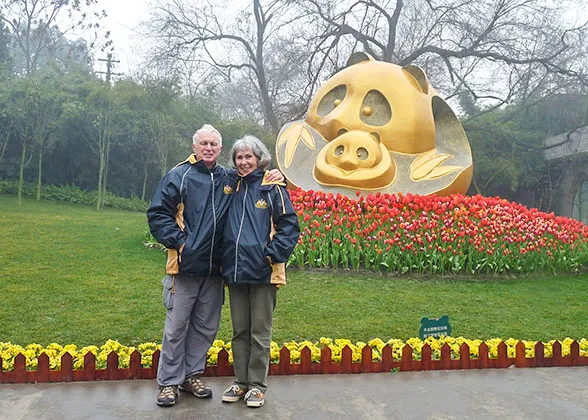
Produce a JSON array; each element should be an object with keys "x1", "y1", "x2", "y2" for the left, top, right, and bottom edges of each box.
[{"x1": 419, "y1": 315, "x2": 451, "y2": 339}]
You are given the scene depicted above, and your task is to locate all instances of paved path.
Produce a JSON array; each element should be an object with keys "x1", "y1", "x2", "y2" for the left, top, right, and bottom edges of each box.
[{"x1": 1, "y1": 367, "x2": 587, "y2": 420}]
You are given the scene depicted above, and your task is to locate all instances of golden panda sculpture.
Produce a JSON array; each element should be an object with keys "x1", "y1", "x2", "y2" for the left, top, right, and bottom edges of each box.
[{"x1": 275, "y1": 52, "x2": 473, "y2": 197}]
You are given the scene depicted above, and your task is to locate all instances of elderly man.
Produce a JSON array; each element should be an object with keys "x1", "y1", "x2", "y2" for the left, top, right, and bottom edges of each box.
[{"x1": 147, "y1": 124, "x2": 282, "y2": 407}]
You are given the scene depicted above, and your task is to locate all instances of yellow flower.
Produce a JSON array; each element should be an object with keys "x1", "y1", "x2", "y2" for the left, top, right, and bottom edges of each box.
[
  {"x1": 212, "y1": 339, "x2": 225, "y2": 348},
  {"x1": 319, "y1": 337, "x2": 333, "y2": 346}
]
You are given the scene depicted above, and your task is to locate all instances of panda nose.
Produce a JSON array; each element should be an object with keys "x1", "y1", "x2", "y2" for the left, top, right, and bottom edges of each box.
[
  {"x1": 338, "y1": 156, "x2": 358, "y2": 171},
  {"x1": 323, "y1": 115, "x2": 349, "y2": 140},
  {"x1": 333, "y1": 145, "x2": 368, "y2": 170}
]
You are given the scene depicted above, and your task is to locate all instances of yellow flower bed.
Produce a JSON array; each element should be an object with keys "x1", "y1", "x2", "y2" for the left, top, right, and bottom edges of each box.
[{"x1": 1, "y1": 337, "x2": 587, "y2": 371}]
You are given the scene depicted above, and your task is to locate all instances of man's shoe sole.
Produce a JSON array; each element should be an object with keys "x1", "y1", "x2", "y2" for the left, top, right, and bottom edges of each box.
[
  {"x1": 156, "y1": 400, "x2": 176, "y2": 407},
  {"x1": 222, "y1": 395, "x2": 244, "y2": 403},
  {"x1": 246, "y1": 400, "x2": 265, "y2": 407}
]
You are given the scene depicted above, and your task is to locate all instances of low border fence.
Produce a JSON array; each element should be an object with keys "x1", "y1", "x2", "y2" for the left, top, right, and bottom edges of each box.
[{"x1": 1, "y1": 340, "x2": 587, "y2": 384}]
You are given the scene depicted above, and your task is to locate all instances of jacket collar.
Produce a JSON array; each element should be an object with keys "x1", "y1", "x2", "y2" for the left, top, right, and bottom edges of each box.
[
  {"x1": 188, "y1": 154, "x2": 220, "y2": 173},
  {"x1": 239, "y1": 167, "x2": 265, "y2": 183}
]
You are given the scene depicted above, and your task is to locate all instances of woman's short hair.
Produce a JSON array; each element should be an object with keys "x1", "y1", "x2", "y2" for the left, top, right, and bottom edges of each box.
[
  {"x1": 193, "y1": 124, "x2": 222, "y2": 146},
  {"x1": 230, "y1": 135, "x2": 272, "y2": 170}
]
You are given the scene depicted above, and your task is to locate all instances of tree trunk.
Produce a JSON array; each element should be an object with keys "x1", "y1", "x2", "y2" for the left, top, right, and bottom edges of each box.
[
  {"x1": 101, "y1": 139, "x2": 111, "y2": 209},
  {"x1": 96, "y1": 149, "x2": 104, "y2": 211},
  {"x1": 18, "y1": 143, "x2": 26, "y2": 206},
  {"x1": 253, "y1": 0, "x2": 278, "y2": 134},
  {"x1": 0, "y1": 133, "x2": 9, "y2": 163},
  {"x1": 36, "y1": 137, "x2": 44, "y2": 200},
  {"x1": 141, "y1": 161, "x2": 148, "y2": 201}
]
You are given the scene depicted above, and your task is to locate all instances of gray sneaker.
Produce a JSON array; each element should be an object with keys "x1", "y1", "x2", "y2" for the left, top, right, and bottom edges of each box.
[
  {"x1": 222, "y1": 384, "x2": 247, "y2": 402},
  {"x1": 244, "y1": 388, "x2": 265, "y2": 407},
  {"x1": 156, "y1": 385, "x2": 178, "y2": 407},
  {"x1": 179, "y1": 375, "x2": 212, "y2": 398}
]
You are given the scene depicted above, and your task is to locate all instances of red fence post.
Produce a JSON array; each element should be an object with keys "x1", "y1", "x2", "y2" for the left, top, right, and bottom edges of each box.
[
  {"x1": 320, "y1": 346, "x2": 332, "y2": 374},
  {"x1": 459, "y1": 343, "x2": 470, "y2": 370},
  {"x1": 130, "y1": 351, "x2": 141, "y2": 379},
  {"x1": 478, "y1": 343, "x2": 489, "y2": 369},
  {"x1": 552, "y1": 341, "x2": 562, "y2": 367},
  {"x1": 497, "y1": 342, "x2": 509, "y2": 368},
  {"x1": 152, "y1": 350, "x2": 160, "y2": 378},
  {"x1": 341, "y1": 346, "x2": 352, "y2": 373},
  {"x1": 83, "y1": 352, "x2": 96, "y2": 381},
  {"x1": 216, "y1": 349, "x2": 233, "y2": 376},
  {"x1": 300, "y1": 346, "x2": 312, "y2": 374},
  {"x1": 37, "y1": 353, "x2": 50, "y2": 383},
  {"x1": 279, "y1": 347, "x2": 291, "y2": 375},
  {"x1": 420, "y1": 343, "x2": 432, "y2": 371},
  {"x1": 515, "y1": 341, "x2": 526, "y2": 368},
  {"x1": 106, "y1": 352, "x2": 119, "y2": 380},
  {"x1": 400, "y1": 344, "x2": 413, "y2": 372},
  {"x1": 361, "y1": 346, "x2": 373, "y2": 373},
  {"x1": 570, "y1": 341, "x2": 581, "y2": 366},
  {"x1": 61, "y1": 352, "x2": 73, "y2": 382},
  {"x1": 534, "y1": 342, "x2": 545, "y2": 367},
  {"x1": 440, "y1": 343, "x2": 452, "y2": 370},
  {"x1": 381, "y1": 345, "x2": 393, "y2": 372},
  {"x1": 14, "y1": 353, "x2": 26, "y2": 383}
]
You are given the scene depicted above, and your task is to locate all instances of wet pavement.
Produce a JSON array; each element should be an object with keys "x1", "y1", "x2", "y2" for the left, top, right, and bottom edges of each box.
[{"x1": 1, "y1": 367, "x2": 587, "y2": 419}]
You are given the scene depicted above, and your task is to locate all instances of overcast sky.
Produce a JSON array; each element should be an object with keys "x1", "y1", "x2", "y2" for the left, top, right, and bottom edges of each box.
[
  {"x1": 87, "y1": 0, "x2": 588, "y2": 78},
  {"x1": 92, "y1": 0, "x2": 153, "y2": 76}
]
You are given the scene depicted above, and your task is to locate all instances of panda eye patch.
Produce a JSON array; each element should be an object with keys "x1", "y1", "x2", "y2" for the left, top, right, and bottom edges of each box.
[
  {"x1": 360, "y1": 90, "x2": 391, "y2": 126},
  {"x1": 317, "y1": 85, "x2": 347, "y2": 117}
]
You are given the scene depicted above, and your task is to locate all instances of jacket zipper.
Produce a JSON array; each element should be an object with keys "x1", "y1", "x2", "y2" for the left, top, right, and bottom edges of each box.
[
  {"x1": 209, "y1": 171, "x2": 216, "y2": 276},
  {"x1": 234, "y1": 181, "x2": 248, "y2": 283}
]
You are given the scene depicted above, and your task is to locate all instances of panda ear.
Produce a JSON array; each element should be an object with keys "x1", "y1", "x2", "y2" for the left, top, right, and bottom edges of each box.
[
  {"x1": 402, "y1": 65, "x2": 429, "y2": 94},
  {"x1": 346, "y1": 52, "x2": 374, "y2": 67}
]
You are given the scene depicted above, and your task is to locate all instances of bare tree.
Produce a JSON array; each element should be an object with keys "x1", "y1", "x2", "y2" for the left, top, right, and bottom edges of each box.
[
  {"x1": 302, "y1": 0, "x2": 588, "y2": 113},
  {"x1": 0, "y1": 0, "x2": 108, "y2": 76},
  {"x1": 146, "y1": 0, "x2": 313, "y2": 134}
]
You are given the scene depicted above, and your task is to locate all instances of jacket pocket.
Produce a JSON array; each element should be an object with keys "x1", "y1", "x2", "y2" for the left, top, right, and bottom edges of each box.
[
  {"x1": 162, "y1": 275, "x2": 174, "y2": 309},
  {"x1": 240, "y1": 242, "x2": 271, "y2": 281}
]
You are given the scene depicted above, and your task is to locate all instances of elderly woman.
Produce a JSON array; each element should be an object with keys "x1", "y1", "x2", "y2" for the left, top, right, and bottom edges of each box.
[{"x1": 220, "y1": 136, "x2": 300, "y2": 408}]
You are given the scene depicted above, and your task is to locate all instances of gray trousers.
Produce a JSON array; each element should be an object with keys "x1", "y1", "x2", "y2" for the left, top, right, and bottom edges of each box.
[
  {"x1": 157, "y1": 274, "x2": 224, "y2": 386},
  {"x1": 228, "y1": 284, "x2": 277, "y2": 393}
]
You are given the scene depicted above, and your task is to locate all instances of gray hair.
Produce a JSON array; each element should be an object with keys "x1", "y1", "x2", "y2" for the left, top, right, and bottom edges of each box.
[
  {"x1": 230, "y1": 135, "x2": 272, "y2": 170},
  {"x1": 192, "y1": 124, "x2": 222, "y2": 146}
]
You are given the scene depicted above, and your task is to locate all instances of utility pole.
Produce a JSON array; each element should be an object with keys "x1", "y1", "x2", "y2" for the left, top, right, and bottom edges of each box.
[
  {"x1": 97, "y1": 53, "x2": 123, "y2": 83},
  {"x1": 94, "y1": 53, "x2": 122, "y2": 210}
]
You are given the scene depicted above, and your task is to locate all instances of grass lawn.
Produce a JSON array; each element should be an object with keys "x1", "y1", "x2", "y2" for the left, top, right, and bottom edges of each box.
[{"x1": 1, "y1": 195, "x2": 587, "y2": 347}]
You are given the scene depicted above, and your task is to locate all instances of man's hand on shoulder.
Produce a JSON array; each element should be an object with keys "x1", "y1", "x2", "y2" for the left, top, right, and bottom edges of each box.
[{"x1": 266, "y1": 169, "x2": 284, "y2": 183}]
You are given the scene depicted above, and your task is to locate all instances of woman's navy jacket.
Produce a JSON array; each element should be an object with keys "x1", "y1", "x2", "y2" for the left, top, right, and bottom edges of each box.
[{"x1": 222, "y1": 168, "x2": 300, "y2": 285}]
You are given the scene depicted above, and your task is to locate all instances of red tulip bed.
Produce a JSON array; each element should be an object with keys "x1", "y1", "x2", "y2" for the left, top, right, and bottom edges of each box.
[{"x1": 288, "y1": 190, "x2": 588, "y2": 274}]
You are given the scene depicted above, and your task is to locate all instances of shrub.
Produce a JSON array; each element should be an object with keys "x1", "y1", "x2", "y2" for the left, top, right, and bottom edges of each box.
[{"x1": 0, "y1": 180, "x2": 149, "y2": 212}]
